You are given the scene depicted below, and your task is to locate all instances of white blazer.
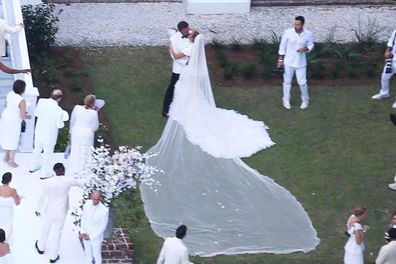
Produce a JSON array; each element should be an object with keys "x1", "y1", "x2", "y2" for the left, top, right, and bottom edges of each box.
[
  {"x1": 36, "y1": 176, "x2": 82, "y2": 217},
  {"x1": 376, "y1": 240, "x2": 396, "y2": 264},
  {"x1": 0, "y1": 19, "x2": 23, "y2": 57},
  {"x1": 80, "y1": 200, "x2": 109, "y2": 242},
  {"x1": 157, "y1": 237, "x2": 193, "y2": 264},
  {"x1": 34, "y1": 98, "x2": 68, "y2": 146}
]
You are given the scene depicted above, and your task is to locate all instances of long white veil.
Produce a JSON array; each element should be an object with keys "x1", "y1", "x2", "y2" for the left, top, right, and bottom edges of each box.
[{"x1": 140, "y1": 35, "x2": 320, "y2": 256}]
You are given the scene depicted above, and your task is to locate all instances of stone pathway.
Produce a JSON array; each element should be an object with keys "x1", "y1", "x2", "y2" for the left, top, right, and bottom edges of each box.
[{"x1": 53, "y1": 2, "x2": 396, "y2": 47}]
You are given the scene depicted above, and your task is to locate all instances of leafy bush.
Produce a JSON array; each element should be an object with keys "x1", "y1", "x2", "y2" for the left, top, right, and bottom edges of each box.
[
  {"x1": 224, "y1": 63, "x2": 238, "y2": 80},
  {"x1": 310, "y1": 59, "x2": 325, "y2": 79},
  {"x1": 212, "y1": 39, "x2": 225, "y2": 51},
  {"x1": 251, "y1": 38, "x2": 268, "y2": 52},
  {"x1": 70, "y1": 78, "x2": 83, "y2": 92},
  {"x1": 241, "y1": 64, "x2": 256, "y2": 79},
  {"x1": 22, "y1": 0, "x2": 59, "y2": 52},
  {"x1": 35, "y1": 53, "x2": 60, "y2": 84},
  {"x1": 231, "y1": 38, "x2": 242, "y2": 52},
  {"x1": 55, "y1": 123, "x2": 69, "y2": 152},
  {"x1": 215, "y1": 50, "x2": 228, "y2": 68},
  {"x1": 349, "y1": 17, "x2": 384, "y2": 52}
]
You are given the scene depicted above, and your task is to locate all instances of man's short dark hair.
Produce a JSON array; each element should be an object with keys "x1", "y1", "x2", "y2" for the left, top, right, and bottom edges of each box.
[
  {"x1": 53, "y1": 163, "x2": 65, "y2": 176},
  {"x1": 0, "y1": 229, "x2": 5, "y2": 243},
  {"x1": 295, "y1": 16, "x2": 305, "y2": 25},
  {"x1": 13, "y1": 80, "x2": 26, "y2": 95},
  {"x1": 177, "y1": 21, "x2": 189, "y2": 31},
  {"x1": 391, "y1": 211, "x2": 396, "y2": 218},
  {"x1": 176, "y1": 224, "x2": 187, "y2": 239},
  {"x1": 388, "y1": 228, "x2": 396, "y2": 240}
]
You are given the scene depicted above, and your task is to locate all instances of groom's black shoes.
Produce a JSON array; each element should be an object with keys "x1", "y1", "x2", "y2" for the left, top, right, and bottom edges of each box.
[
  {"x1": 35, "y1": 240, "x2": 44, "y2": 254},
  {"x1": 49, "y1": 255, "x2": 60, "y2": 263}
]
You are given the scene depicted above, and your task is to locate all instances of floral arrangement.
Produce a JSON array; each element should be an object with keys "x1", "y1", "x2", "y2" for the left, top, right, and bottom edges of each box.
[{"x1": 71, "y1": 139, "x2": 160, "y2": 226}]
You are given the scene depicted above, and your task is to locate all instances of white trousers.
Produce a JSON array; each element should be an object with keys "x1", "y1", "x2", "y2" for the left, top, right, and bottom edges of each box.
[
  {"x1": 83, "y1": 238, "x2": 103, "y2": 264},
  {"x1": 282, "y1": 65, "x2": 309, "y2": 103},
  {"x1": 378, "y1": 60, "x2": 396, "y2": 95},
  {"x1": 31, "y1": 138, "x2": 55, "y2": 178},
  {"x1": 38, "y1": 212, "x2": 66, "y2": 260}
]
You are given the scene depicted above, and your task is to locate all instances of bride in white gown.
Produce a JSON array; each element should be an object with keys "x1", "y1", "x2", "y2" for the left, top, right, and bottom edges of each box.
[{"x1": 140, "y1": 34, "x2": 319, "y2": 256}]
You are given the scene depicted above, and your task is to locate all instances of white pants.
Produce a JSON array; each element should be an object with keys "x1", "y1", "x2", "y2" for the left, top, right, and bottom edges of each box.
[
  {"x1": 31, "y1": 138, "x2": 55, "y2": 178},
  {"x1": 377, "y1": 60, "x2": 396, "y2": 95},
  {"x1": 38, "y1": 212, "x2": 66, "y2": 260},
  {"x1": 83, "y1": 238, "x2": 103, "y2": 264},
  {"x1": 282, "y1": 65, "x2": 309, "y2": 103}
]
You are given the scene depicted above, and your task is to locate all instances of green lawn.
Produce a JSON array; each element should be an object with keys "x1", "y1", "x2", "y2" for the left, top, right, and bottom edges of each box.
[{"x1": 80, "y1": 47, "x2": 396, "y2": 264}]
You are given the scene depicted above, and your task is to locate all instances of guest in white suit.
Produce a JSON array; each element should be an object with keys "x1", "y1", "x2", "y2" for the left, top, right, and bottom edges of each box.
[
  {"x1": 68, "y1": 94, "x2": 99, "y2": 176},
  {"x1": 80, "y1": 191, "x2": 109, "y2": 264},
  {"x1": 30, "y1": 90, "x2": 69, "y2": 178},
  {"x1": 0, "y1": 19, "x2": 31, "y2": 75},
  {"x1": 157, "y1": 225, "x2": 193, "y2": 264},
  {"x1": 376, "y1": 228, "x2": 396, "y2": 264},
  {"x1": 34, "y1": 163, "x2": 83, "y2": 263}
]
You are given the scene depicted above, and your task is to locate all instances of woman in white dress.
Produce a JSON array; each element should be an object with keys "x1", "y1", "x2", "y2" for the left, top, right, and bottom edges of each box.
[
  {"x1": 0, "y1": 173, "x2": 21, "y2": 246},
  {"x1": 140, "y1": 33, "x2": 320, "y2": 256},
  {"x1": 0, "y1": 80, "x2": 31, "y2": 167},
  {"x1": 0, "y1": 229, "x2": 11, "y2": 264},
  {"x1": 344, "y1": 207, "x2": 370, "y2": 264},
  {"x1": 68, "y1": 94, "x2": 99, "y2": 175}
]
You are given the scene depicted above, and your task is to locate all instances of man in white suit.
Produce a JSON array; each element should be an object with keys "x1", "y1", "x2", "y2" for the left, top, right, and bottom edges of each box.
[
  {"x1": 34, "y1": 163, "x2": 83, "y2": 263},
  {"x1": 80, "y1": 191, "x2": 109, "y2": 264},
  {"x1": 376, "y1": 228, "x2": 396, "y2": 264},
  {"x1": 30, "y1": 89, "x2": 69, "y2": 178},
  {"x1": 157, "y1": 225, "x2": 193, "y2": 264}
]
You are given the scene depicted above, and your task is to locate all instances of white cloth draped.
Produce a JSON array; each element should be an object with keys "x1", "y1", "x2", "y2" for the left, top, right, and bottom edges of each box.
[{"x1": 140, "y1": 35, "x2": 319, "y2": 256}]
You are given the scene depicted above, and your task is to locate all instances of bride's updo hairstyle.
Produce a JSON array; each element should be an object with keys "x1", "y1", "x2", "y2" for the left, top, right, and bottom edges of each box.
[
  {"x1": 0, "y1": 229, "x2": 5, "y2": 243},
  {"x1": 1, "y1": 172, "x2": 12, "y2": 185},
  {"x1": 354, "y1": 207, "x2": 368, "y2": 219},
  {"x1": 84, "y1": 94, "x2": 96, "y2": 108}
]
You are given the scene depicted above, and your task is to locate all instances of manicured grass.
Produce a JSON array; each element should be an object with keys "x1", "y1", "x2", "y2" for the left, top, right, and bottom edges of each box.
[{"x1": 81, "y1": 47, "x2": 396, "y2": 264}]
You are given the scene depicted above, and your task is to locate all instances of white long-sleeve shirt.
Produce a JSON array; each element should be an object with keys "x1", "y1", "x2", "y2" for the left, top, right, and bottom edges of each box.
[
  {"x1": 278, "y1": 27, "x2": 314, "y2": 68},
  {"x1": 80, "y1": 200, "x2": 109, "y2": 242},
  {"x1": 157, "y1": 237, "x2": 193, "y2": 264},
  {"x1": 387, "y1": 30, "x2": 396, "y2": 61},
  {"x1": 0, "y1": 19, "x2": 23, "y2": 57},
  {"x1": 170, "y1": 31, "x2": 191, "y2": 74},
  {"x1": 375, "y1": 241, "x2": 396, "y2": 264}
]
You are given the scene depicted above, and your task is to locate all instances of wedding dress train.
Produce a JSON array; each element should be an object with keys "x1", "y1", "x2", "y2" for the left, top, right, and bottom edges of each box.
[{"x1": 140, "y1": 35, "x2": 319, "y2": 256}]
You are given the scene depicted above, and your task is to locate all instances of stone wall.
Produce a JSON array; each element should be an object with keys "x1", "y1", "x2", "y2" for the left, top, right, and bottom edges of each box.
[{"x1": 102, "y1": 227, "x2": 133, "y2": 264}]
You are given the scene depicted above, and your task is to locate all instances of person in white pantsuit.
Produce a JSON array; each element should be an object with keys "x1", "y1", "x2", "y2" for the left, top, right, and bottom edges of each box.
[
  {"x1": 157, "y1": 225, "x2": 193, "y2": 264},
  {"x1": 30, "y1": 90, "x2": 69, "y2": 179},
  {"x1": 35, "y1": 163, "x2": 83, "y2": 263},
  {"x1": 371, "y1": 29, "x2": 396, "y2": 108},
  {"x1": 376, "y1": 228, "x2": 396, "y2": 264},
  {"x1": 80, "y1": 191, "x2": 109, "y2": 264},
  {"x1": 277, "y1": 16, "x2": 314, "y2": 110}
]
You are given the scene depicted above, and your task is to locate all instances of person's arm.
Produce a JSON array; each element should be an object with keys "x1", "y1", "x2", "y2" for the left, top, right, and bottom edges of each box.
[
  {"x1": 4, "y1": 22, "x2": 23, "y2": 34},
  {"x1": 19, "y1": 99, "x2": 31, "y2": 120},
  {"x1": 168, "y1": 39, "x2": 187, "y2": 59},
  {"x1": 180, "y1": 247, "x2": 193, "y2": 264},
  {"x1": 375, "y1": 246, "x2": 386, "y2": 264},
  {"x1": 35, "y1": 182, "x2": 49, "y2": 215},
  {"x1": 0, "y1": 63, "x2": 30, "y2": 74},
  {"x1": 156, "y1": 240, "x2": 167, "y2": 264},
  {"x1": 277, "y1": 31, "x2": 287, "y2": 68},
  {"x1": 11, "y1": 189, "x2": 21, "y2": 206},
  {"x1": 305, "y1": 32, "x2": 314, "y2": 52},
  {"x1": 385, "y1": 30, "x2": 396, "y2": 59}
]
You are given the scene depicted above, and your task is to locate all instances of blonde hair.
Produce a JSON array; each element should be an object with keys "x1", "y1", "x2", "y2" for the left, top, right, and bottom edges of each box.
[
  {"x1": 354, "y1": 207, "x2": 367, "y2": 217},
  {"x1": 84, "y1": 94, "x2": 96, "y2": 107}
]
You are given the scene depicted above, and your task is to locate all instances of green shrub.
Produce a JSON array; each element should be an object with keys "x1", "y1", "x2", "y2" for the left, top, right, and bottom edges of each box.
[
  {"x1": 241, "y1": 64, "x2": 256, "y2": 79},
  {"x1": 216, "y1": 51, "x2": 228, "y2": 68},
  {"x1": 310, "y1": 59, "x2": 325, "y2": 79},
  {"x1": 251, "y1": 38, "x2": 268, "y2": 52},
  {"x1": 212, "y1": 39, "x2": 225, "y2": 51},
  {"x1": 330, "y1": 67, "x2": 341, "y2": 79},
  {"x1": 349, "y1": 17, "x2": 384, "y2": 52},
  {"x1": 230, "y1": 39, "x2": 242, "y2": 52},
  {"x1": 224, "y1": 63, "x2": 238, "y2": 80},
  {"x1": 70, "y1": 78, "x2": 83, "y2": 92},
  {"x1": 55, "y1": 123, "x2": 69, "y2": 152},
  {"x1": 35, "y1": 53, "x2": 60, "y2": 84},
  {"x1": 22, "y1": 0, "x2": 59, "y2": 52}
]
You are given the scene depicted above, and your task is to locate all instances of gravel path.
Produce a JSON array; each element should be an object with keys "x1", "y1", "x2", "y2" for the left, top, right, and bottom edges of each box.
[{"x1": 54, "y1": 3, "x2": 396, "y2": 46}]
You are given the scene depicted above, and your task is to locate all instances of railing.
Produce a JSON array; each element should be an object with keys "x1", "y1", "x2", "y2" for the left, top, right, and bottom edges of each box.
[{"x1": 2, "y1": 0, "x2": 39, "y2": 152}]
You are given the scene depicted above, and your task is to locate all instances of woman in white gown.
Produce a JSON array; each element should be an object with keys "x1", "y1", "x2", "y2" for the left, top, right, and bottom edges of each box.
[
  {"x1": 140, "y1": 33, "x2": 320, "y2": 256},
  {"x1": 0, "y1": 80, "x2": 31, "y2": 167},
  {"x1": 344, "y1": 207, "x2": 369, "y2": 264},
  {"x1": 68, "y1": 94, "x2": 99, "y2": 176},
  {"x1": 0, "y1": 173, "x2": 21, "y2": 247}
]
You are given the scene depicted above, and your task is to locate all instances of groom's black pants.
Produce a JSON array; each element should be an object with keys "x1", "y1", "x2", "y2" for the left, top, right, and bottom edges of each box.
[{"x1": 162, "y1": 72, "x2": 180, "y2": 117}]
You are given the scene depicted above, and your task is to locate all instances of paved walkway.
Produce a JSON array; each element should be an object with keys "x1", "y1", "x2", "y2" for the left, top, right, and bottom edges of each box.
[{"x1": 53, "y1": 2, "x2": 396, "y2": 47}]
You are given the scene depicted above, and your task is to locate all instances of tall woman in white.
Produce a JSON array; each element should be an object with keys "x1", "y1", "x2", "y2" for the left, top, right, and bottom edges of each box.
[
  {"x1": 344, "y1": 207, "x2": 370, "y2": 264},
  {"x1": 68, "y1": 94, "x2": 99, "y2": 175},
  {"x1": 0, "y1": 80, "x2": 31, "y2": 167}
]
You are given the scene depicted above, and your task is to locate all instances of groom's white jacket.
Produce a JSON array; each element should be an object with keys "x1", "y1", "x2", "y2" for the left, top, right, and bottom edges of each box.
[
  {"x1": 169, "y1": 31, "x2": 191, "y2": 74},
  {"x1": 157, "y1": 237, "x2": 193, "y2": 264},
  {"x1": 80, "y1": 200, "x2": 109, "y2": 243}
]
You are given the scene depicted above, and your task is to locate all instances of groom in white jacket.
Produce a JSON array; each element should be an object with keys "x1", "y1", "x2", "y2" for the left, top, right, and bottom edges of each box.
[
  {"x1": 157, "y1": 225, "x2": 193, "y2": 264},
  {"x1": 30, "y1": 89, "x2": 69, "y2": 179},
  {"x1": 80, "y1": 191, "x2": 109, "y2": 264}
]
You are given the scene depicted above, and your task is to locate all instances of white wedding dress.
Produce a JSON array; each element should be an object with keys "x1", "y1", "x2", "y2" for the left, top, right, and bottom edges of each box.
[
  {"x1": 140, "y1": 35, "x2": 320, "y2": 256},
  {"x1": 0, "y1": 197, "x2": 14, "y2": 242}
]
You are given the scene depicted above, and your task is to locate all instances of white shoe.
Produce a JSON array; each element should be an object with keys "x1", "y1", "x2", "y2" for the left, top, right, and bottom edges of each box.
[
  {"x1": 300, "y1": 101, "x2": 309, "y2": 110},
  {"x1": 371, "y1": 93, "x2": 390, "y2": 99},
  {"x1": 392, "y1": 102, "x2": 396, "y2": 108},
  {"x1": 283, "y1": 101, "x2": 291, "y2": 110},
  {"x1": 388, "y1": 182, "x2": 396, "y2": 190}
]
